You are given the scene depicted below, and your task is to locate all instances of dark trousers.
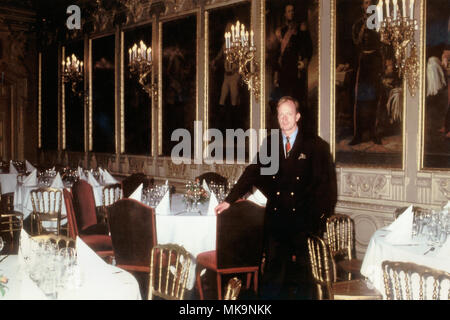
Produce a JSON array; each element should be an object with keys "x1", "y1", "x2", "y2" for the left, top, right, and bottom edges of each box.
[{"x1": 259, "y1": 231, "x2": 314, "y2": 300}]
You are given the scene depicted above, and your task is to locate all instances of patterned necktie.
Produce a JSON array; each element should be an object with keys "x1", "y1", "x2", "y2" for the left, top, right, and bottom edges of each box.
[{"x1": 285, "y1": 136, "x2": 291, "y2": 157}]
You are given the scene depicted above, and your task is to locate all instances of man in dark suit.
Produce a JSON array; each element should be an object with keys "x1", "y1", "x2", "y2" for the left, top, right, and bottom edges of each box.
[{"x1": 215, "y1": 96, "x2": 337, "y2": 299}]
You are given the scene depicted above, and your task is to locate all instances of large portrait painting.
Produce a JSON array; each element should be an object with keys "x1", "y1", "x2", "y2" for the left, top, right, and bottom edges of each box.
[
  {"x1": 423, "y1": 0, "x2": 450, "y2": 169},
  {"x1": 334, "y1": 0, "x2": 403, "y2": 168},
  {"x1": 266, "y1": 0, "x2": 319, "y2": 135},
  {"x1": 208, "y1": 2, "x2": 250, "y2": 133},
  {"x1": 64, "y1": 40, "x2": 84, "y2": 152},
  {"x1": 92, "y1": 34, "x2": 115, "y2": 154},
  {"x1": 161, "y1": 15, "x2": 197, "y2": 157},
  {"x1": 124, "y1": 24, "x2": 152, "y2": 155}
]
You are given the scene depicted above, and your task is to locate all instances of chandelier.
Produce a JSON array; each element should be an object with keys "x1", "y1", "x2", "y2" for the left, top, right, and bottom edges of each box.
[
  {"x1": 128, "y1": 40, "x2": 157, "y2": 99},
  {"x1": 224, "y1": 21, "x2": 260, "y2": 101},
  {"x1": 62, "y1": 54, "x2": 84, "y2": 95},
  {"x1": 376, "y1": 0, "x2": 419, "y2": 96}
]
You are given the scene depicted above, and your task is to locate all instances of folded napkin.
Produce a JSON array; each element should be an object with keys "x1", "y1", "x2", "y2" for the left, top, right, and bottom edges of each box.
[
  {"x1": 129, "y1": 183, "x2": 143, "y2": 201},
  {"x1": 385, "y1": 205, "x2": 414, "y2": 244},
  {"x1": 78, "y1": 167, "x2": 86, "y2": 181},
  {"x1": 207, "y1": 192, "x2": 219, "y2": 216},
  {"x1": 246, "y1": 187, "x2": 267, "y2": 206},
  {"x1": 444, "y1": 201, "x2": 450, "y2": 210},
  {"x1": 102, "y1": 169, "x2": 118, "y2": 185},
  {"x1": 202, "y1": 179, "x2": 211, "y2": 194},
  {"x1": 22, "y1": 169, "x2": 37, "y2": 186},
  {"x1": 18, "y1": 228, "x2": 31, "y2": 263},
  {"x1": 87, "y1": 171, "x2": 100, "y2": 187},
  {"x1": 156, "y1": 190, "x2": 170, "y2": 215},
  {"x1": 9, "y1": 161, "x2": 18, "y2": 174},
  {"x1": 50, "y1": 172, "x2": 64, "y2": 189},
  {"x1": 76, "y1": 236, "x2": 107, "y2": 270},
  {"x1": 25, "y1": 160, "x2": 36, "y2": 172}
]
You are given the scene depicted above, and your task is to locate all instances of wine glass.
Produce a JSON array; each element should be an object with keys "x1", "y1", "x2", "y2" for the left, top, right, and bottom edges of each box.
[{"x1": 0, "y1": 236, "x2": 4, "y2": 254}]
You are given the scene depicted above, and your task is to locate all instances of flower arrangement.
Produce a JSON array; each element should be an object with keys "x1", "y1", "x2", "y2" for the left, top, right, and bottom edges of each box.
[
  {"x1": 0, "y1": 275, "x2": 8, "y2": 297},
  {"x1": 184, "y1": 181, "x2": 210, "y2": 205}
]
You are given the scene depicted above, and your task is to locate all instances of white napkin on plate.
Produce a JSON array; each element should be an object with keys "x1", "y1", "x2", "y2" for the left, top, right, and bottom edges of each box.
[
  {"x1": 50, "y1": 173, "x2": 64, "y2": 189},
  {"x1": 77, "y1": 167, "x2": 87, "y2": 181},
  {"x1": 18, "y1": 229, "x2": 31, "y2": 263},
  {"x1": 9, "y1": 160, "x2": 18, "y2": 174},
  {"x1": 129, "y1": 183, "x2": 143, "y2": 201},
  {"x1": 87, "y1": 171, "x2": 100, "y2": 187},
  {"x1": 156, "y1": 190, "x2": 170, "y2": 215},
  {"x1": 207, "y1": 192, "x2": 219, "y2": 216},
  {"x1": 102, "y1": 169, "x2": 118, "y2": 185},
  {"x1": 22, "y1": 169, "x2": 37, "y2": 186},
  {"x1": 246, "y1": 187, "x2": 267, "y2": 206},
  {"x1": 25, "y1": 160, "x2": 36, "y2": 172},
  {"x1": 202, "y1": 179, "x2": 211, "y2": 194},
  {"x1": 76, "y1": 236, "x2": 107, "y2": 269},
  {"x1": 385, "y1": 205, "x2": 414, "y2": 244}
]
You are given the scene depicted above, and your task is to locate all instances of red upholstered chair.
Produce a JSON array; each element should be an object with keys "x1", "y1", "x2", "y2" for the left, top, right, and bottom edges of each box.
[
  {"x1": 63, "y1": 189, "x2": 113, "y2": 258},
  {"x1": 71, "y1": 180, "x2": 108, "y2": 235},
  {"x1": 106, "y1": 198, "x2": 157, "y2": 272},
  {"x1": 195, "y1": 200, "x2": 265, "y2": 300}
]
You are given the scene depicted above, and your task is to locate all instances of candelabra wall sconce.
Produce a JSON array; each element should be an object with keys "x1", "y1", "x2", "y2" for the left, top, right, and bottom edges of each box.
[
  {"x1": 128, "y1": 41, "x2": 157, "y2": 100},
  {"x1": 224, "y1": 21, "x2": 260, "y2": 101},
  {"x1": 62, "y1": 53, "x2": 84, "y2": 95},
  {"x1": 376, "y1": 0, "x2": 419, "y2": 96}
]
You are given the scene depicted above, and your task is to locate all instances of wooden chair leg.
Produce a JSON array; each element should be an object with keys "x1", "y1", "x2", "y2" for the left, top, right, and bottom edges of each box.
[
  {"x1": 196, "y1": 268, "x2": 204, "y2": 300},
  {"x1": 217, "y1": 273, "x2": 222, "y2": 300},
  {"x1": 246, "y1": 273, "x2": 252, "y2": 289},
  {"x1": 253, "y1": 271, "x2": 258, "y2": 294}
]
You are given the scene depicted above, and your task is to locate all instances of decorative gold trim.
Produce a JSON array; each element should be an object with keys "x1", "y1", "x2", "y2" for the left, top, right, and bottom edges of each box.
[
  {"x1": 419, "y1": 0, "x2": 427, "y2": 171},
  {"x1": 61, "y1": 46, "x2": 66, "y2": 150},
  {"x1": 330, "y1": 0, "x2": 336, "y2": 161},
  {"x1": 88, "y1": 38, "x2": 93, "y2": 151},
  {"x1": 120, "y1": 30, "x2": 125, "y2": 154},
  {"x1": 259, "y1": 0, "x2": 265, "y2": 132},
  {"x1": 158, "y1": 21, "x2": 162, "y2": 156},
  {"x1": 38, "y1": 52, "x2": 42, "y2": 149},
  {"x1": 317, "y1": 0, "x2": 321, "y2": 138},
  {"x1": 204, "y1": 10, "x2": 209, "y2": 155}
]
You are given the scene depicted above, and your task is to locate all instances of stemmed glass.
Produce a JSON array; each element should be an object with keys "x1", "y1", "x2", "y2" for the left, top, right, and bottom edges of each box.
[{"x1": 0, "y1": 236, "x2": 4, "y2": 255}]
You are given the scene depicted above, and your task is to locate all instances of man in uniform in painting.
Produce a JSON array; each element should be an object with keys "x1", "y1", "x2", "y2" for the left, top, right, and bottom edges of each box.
[
  {"x1": 349, "y1": 0, "x2": 383, "y2": 145},
  {"x1": 273, "y1": 4, "x2": 313, "y2": 112},
  {"x1": 215, "y1": 96, "x2": 337, "y2": 299}
]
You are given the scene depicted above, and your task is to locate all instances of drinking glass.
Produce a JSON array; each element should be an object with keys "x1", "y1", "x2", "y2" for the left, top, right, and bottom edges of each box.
[{"x1": 0, "y1": 236, "x2": 4, "y2": 254}]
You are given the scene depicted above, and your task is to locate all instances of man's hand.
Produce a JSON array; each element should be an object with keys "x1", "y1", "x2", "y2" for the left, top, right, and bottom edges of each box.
[{"x1": 215, "y1": 201, "x2": 230, "y2": 215}]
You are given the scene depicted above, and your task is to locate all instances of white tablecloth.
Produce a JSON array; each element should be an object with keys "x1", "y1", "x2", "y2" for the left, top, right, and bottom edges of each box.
[
  {"x1": 155, "y1": 194, "x2": 216, "y2": 289},
  {"x1": 0, "y1": 247, "x2": 141, "y2": 300},
  {"x1": 0, "y1": 173, "x2": 18, "y2": 194},
  {"x1": 361, "y1": 227, "x2": 450, "y2": 299}
]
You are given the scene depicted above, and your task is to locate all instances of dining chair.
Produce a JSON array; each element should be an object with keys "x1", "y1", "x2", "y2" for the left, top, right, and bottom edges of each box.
[
  {"x1": 0, "y1": 191, "x2": 23, "y2": 253},
  {"x1": 195, "y1": 200, "x2": 265, "y2": 300},
  {"x1": 101, "y1": 183, "x2": 123, "y2": 224},
  {"x1": 307, "y1": 235, "x2": 382, "y2": 300},
  {"x1": 71, "y1": 180, "x2": 108, "y2": 235},
  {"x1": 224, "y1": 277, "x2": 243, "y2": 300},
  {"x1": 121, "y1": 173, "x2": 154, "y2": 198},
  {"x1": 326, "y1": 214, "x2": 362, "y2": 280},
  {"x1": 32, "y1": 234, "x2": 76, "y2": 249},
  {"x1": 63, "y1": 188, "x2": 113, "y2": 259},
  {"x1": 29, "y1": 187, "x2": 64, "y2": 236},
  {"x1": 195, "y1": 172, "x2": 228, "y2": 186},
  {"x1": 148, "y1": 243, "x2": 193, "y2": 300},
  {"x1": 382, "y1": 260, "x2": 450, "y2": 300}
]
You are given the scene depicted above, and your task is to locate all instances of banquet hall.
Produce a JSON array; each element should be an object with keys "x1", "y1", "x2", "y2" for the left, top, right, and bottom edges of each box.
[{"x1": 0, "y1": 0, "x2": 449, "y2": 301}]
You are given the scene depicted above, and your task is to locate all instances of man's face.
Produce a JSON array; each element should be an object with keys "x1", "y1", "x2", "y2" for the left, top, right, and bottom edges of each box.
[
  {"x1": 362, "y1": 0, "x2": 372, "y2": 12},
  {"x1": 277, "y1": 100, "x2": 300, "y2": 133},
  {"x1": 285, "y1": 5, "x2": 294, "y2": 22}
]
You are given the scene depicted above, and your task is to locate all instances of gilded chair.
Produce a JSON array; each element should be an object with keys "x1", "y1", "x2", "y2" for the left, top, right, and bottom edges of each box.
[
  {"x1": 32, "y1": 234, "x2": 76, "y2": 249},
  {"x1": 195, "y1": 200, "x2": 265, "y2": 300},
  {"x1": 0, "y1": 191, "x2": 23, "y2": 253},
  {"x1": 326, "y1": 214, "x2": 362, "y2": 280},
  {"x1": 63, "y1": 189, "x2": 113, "y2": 260},
  {"x1": 224, "y1": 277, "x2": 242, "y2": 300},
  {"x1": 29, "y1": 187, "x2": 64, "y2": 236},
  {"x1": 101, "y1": 183, "x2": 123, "y2": 225},
  {"x1": 307, "y1": 235, "x2": 382, "y2": 300},
  {"x1": 382, "y1": 261, "x2": 450, "y2": 300},
  {"x1": 148, "y1": 243, "x2": 193, "y2": 300}
]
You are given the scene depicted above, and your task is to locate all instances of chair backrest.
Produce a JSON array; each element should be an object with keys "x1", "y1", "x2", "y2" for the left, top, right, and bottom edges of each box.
[
  {"x1": 71, "y1": 180, "x2": 98, "y2": 231},
  {"x1": 63, "y1": 188, "x2": 79, "y2": 239},
  {"x1": 224, "y1": 277, "x2": 242, "y2": 300},
  {"x1": 307, "y1": 235, "x2": 335, "y2": 300},
  {"x1": 122, "y1": 173, "x2": 154, "y2": 198},
  {"x1": 32, "y1": 234, "x2": 76, "y2": 249},
  {"x1": 148, "y1": 243, "x2": 192, "y2": 300},
  {"x1": 382, "y1": 260, "x2": 450, "y2": 300},
  {"x1": 107, "y1": 198, "x2": 157, "y2": 267},
  {"x1": 326, "y1": 214, "x2": 355, "y2": 261},
  {"x1": 102, "y1": 183, "x2": 123, "y2": 207},
  {"x1": 216, "y1": 200, "x2": 265, "y2": 269},
  {"x1": 30, "y1": 187, "x2": 63, "y2": 215},
  {"x1": 196, "y1": 172, "x2": 228, "y2": 186}
]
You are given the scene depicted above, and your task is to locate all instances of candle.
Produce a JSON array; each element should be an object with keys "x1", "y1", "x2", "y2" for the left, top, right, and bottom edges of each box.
[
  {"x1": 236, "y1": 21, "x2": 240, "y2": 38},
  {"x1": 402, "y1": 0, "x2": 406, "y2": 18},
  {"x1": 378, "y1": 0, "x2": 383, "y2": 25},
  {"x1": 225, "y1": 32, "x2": 229, "y2": 49},
  {"x1": 128, "y1": 48, "x2": 132, "y2": 62},
  {"x1": 245, "y1": 31, "x2": 249, "y2": 45},
  {"x1": 147, "y1": 47, "x2": 151, "y2": 62},
  {"x1": 393, "y1": 0, "x2": 397, "y2": 20},
  {"x1": 410, "y1": 0, "x2": 414, "y2": 19},
  {"x1": 386, "y1": 0, "x2": 390, "y2": 17},
  {"x1": 231, "y1": 25, "x2": 235, "y2": 42},
  {"x1": 80, "y1": 61, "x2": 83, "y2": 73},
  {"x1": 250, "y1": 30, "x2": 254, "y2": 47}
]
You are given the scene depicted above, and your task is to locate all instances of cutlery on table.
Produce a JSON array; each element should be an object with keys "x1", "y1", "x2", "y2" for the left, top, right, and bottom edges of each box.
[{"x1": 423, "y1": 247, "x2": 435, "y2": 255}]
